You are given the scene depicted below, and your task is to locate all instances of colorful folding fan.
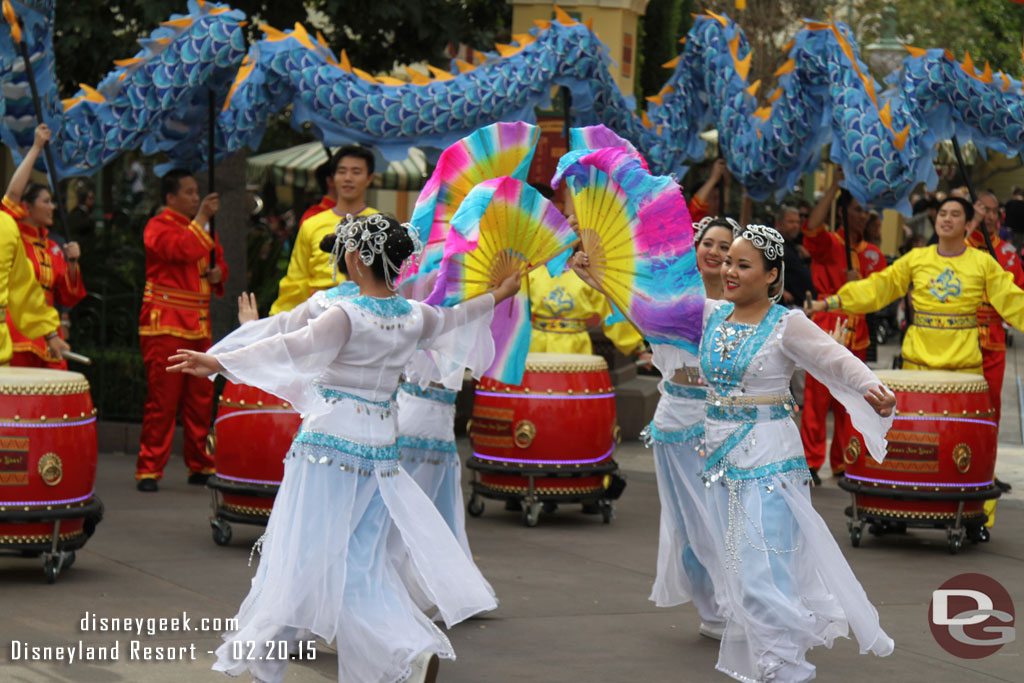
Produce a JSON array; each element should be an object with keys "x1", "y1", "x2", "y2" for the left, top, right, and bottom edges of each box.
[
  {"x1": 569, "y1": 124, "x2": 649, "y2": 169},
  {"x1": 399, "y1": 121, "x2": 541, "y2": 300},
  {"x1": 426, "y1": 176, "x2": 578, "y2": 384},
  {"x1": 551, "y1": 146, "x2": 703, "y2": 351}
]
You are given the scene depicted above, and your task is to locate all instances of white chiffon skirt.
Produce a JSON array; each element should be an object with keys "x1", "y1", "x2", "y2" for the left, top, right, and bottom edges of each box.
[
  {"x1": 645, "y1": 387, "x2": 726, "y2": 627},
  {"x1": 703, "y1": 415, "x2": 893, "y2": 682},
  {"x1": 212, "y1": 395, "x2": 497, "y2": 683},
  {"x1": 396, "y1": 384, "x2": 471, "y2": 557}
]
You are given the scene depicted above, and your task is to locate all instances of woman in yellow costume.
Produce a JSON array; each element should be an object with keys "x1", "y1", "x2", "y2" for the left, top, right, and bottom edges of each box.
[{"x1": 806, "y1": 196, "x2": 1024, "y2": 373}]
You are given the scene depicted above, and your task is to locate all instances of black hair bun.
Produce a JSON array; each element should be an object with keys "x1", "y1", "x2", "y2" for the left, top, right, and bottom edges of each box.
[{"x1": 319, "y1": 233, "x2": 339, "y2": 254}]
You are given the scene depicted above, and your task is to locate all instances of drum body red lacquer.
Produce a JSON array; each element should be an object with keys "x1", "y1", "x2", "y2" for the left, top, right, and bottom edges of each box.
[
  {"x1": 470, "y1": 353, "x2": 618, "y2": 496},
  {"x1": 213, "y1": 382, "x2": 301, "y2": 517},
  {"x1": 0, "y1": 368, "x2": 98, "y2": 545},
  {"x1": 843, "y1": 370, "x2": 996, "y2": 523}
]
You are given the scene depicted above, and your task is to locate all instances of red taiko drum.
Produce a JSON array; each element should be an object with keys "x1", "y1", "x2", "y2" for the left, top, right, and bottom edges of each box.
[
  {"x1": 211, "y1": 382, "x2": 301, "y2": 520},
  {"x1": 842, "y1": 370, "x2": 996, "y2": 525},
  {"x1": 0, "y1": 368, "x2": 99, "y2": 548},
  {"x1": 469, "y1": 353, "x2": 618, "y2": 499}
]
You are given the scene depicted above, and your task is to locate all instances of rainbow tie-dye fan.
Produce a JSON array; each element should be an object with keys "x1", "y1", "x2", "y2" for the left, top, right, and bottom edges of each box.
[
  {"x1": 399, "y1": 121, "x2": 541, "y2": 300},
  {"x1": 552, "y1": 146, "x2": 702, "y2": 351},
  {"x1": 569, "y1": 124, "x2": 649, "y2": 170},
  {"x1": 426, "y1": 177, "x2": 578, "y2": 385}
]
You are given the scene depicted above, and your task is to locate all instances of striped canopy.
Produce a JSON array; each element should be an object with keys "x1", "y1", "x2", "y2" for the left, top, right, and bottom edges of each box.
[{"x1": 246, "y1": 142, "x2": 429, "y2": 191}]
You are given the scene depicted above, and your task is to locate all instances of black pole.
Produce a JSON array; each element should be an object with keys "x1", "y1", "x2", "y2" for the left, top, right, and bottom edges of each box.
[
  {"x1": 841, "y1": 202, "x2": 853, "y2": 271},
  {"x1": 717, "y1": 146, "x2": 725, "y2": 217},
  {"x1": 16, "y1": 39, "x2": 70, "y2": 242},
  {"x1": 951, "y1": 135, "x2": 995, "y2": 257},
  {"x1": 208, "y1": 88, "x2": 216, "y2": 262},
  {"x1": 561, "y1": 86, "x2": 572, "y2": 139}
]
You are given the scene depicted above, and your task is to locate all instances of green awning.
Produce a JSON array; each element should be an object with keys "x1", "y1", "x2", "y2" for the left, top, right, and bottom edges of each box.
[{"x1": 246, "y1": 142, "x2": 429, "y2": 191}]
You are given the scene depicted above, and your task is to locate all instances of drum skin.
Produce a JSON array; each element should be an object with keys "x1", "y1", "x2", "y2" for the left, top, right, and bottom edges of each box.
[
  {"x1": 213, "y1": 382, "x2": 301, "y2": 515},
  {"x1": 0, "y1": 368, "x2": 98, "y2": 544},
  {"x1": 470, "y1": 353, "x2": 617, "y2": 496},
  {"x1": 843, "y1": 370, "x2": 995, "y2": 522}
]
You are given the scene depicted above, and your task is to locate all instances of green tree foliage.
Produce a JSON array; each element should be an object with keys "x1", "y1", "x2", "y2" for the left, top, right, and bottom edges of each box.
[
  {"x1": 635, "y1": 0, "x2": 694, "y2": 102},
  {"x1": 53, "y1": 1, "x2": 511, "y2": 97},
  {"x1": 859, "y1": 0, "x2": 1024, "y2": 79}
]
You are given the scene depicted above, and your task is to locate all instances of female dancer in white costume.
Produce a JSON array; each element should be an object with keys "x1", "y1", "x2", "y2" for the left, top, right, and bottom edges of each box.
[
  {"x1": 698, "y1": 224, "x2": 895, "y2": 682},
  {"x1": 169, "y1": 214, "x2": 519, "y2": 683},
  {"x1": 643, "y1": 217, "x2": 734, "y2": 637},
  {"x1": 573, "y1": 216, "x2": 734, "y2": 638}
]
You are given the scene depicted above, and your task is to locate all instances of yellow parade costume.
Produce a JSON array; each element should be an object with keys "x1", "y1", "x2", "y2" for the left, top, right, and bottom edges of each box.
[
  {"x1": 827, "y1": 245, "x2": 1024, "y2": 374},
  {"x1": 270, "y1": 206, "x2": 377, "y2": 314},
  {"x1": 0, "y1": 212, "x2": 60, "y2": 364},
  {"x1": 528, "y1": 267, "x2": 644, "y2": 356}
]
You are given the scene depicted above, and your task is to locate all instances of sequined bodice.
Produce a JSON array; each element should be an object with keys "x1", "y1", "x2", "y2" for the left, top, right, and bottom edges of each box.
[{"x1": 700, "y1": 303, "x2": 787, "y2": 396}]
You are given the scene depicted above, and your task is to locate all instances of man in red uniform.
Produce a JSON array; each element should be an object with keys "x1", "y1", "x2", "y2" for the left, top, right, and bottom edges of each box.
[
  {"x1": 969, "y1": 191, "x2": 1024, "y2": 428},
  {"x1": 799, "y1": 173, "x2": 886, "y2": 482},
  {"x1": 299, "y1": 160, "x2": 336, "y2": 224},
  {"x1": 136, "y1": 170, "x2": 228, "y2": 491}
]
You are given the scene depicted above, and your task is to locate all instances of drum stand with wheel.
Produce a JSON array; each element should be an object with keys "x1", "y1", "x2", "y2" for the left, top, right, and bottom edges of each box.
[
  {"x1": 839, "y1": 477, "x2": 1000, "y2": 554},
  {"x1": 205, "y1": 477, "x2": 277, "y2": 546},
  {"x1": 0, "y1": 498, "x2": 104, "y2": 583},
  {"x1": 465, "y1": 458, "x2": 622, "y2": 527}
]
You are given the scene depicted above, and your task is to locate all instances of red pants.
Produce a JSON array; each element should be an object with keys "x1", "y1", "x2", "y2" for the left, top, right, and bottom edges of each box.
[
  {"x1": 982, "y1": 348, "x2": 1005, "y2": 428},
  {"x1": 11, "y1": 350, "x2": 67, "y2": 370},
  {"x1": 136, "y1": 335, "x2": 215, "y2": 480},
  {"x1": 800, "y1": 347, "x2": 866, "y2": 473}
]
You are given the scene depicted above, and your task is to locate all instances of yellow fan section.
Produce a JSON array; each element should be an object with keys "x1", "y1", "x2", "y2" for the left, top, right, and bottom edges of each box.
[
  {"x1": 443, "y1": 149, "x2": 534, "y2": 222},
  {"x1": 454, "y1": 199, "x2": 576, "y2": 299},
  {"x1": 569, "y1": 172, "x2": 637, "y2": 311}
]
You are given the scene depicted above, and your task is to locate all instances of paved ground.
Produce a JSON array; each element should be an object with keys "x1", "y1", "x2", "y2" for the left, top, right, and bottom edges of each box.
[{"x1": 2, "y1": 337, "x2": 1022, "y2": 682}]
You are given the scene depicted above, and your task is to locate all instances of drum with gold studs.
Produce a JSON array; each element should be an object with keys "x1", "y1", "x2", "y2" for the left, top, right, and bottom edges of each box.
[
  {"x1": 0, "y1": 368, "x2": 103, "y2": 580},
  {"x1": 205, "y1": 382, "x2": 301, "y2": 545},
  {"x1": 467, "y1": 353, "x2": 621, "y2": 526},
  {"x1": 839, "y1": 369, "x2": 1001, "y2": 553}
]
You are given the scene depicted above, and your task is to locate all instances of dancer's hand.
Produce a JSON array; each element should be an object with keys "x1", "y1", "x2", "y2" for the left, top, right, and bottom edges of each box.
[
  {"x1": 492, "y1": 271, "x2": 522, "y2": 303},
  {"x1": 237, "y1": 292, "x2": 259, "y2": 324},
  {"x1": 167, "y1": 350, "x2": 223, "y2": 377},
  {"x1": 864, "y1": 386, "x2": 896, "y2": 417},
  {"x1": 571, "y1": 251, "x2": 602, "y2": 292},
  {"x1": 828, "y1": 319, "x2": 849, "y2": 345},
  {"x1": 46, "y1": 334, "x2": 70, "y2": 359},
  {"x1": 33, "y1": 124, "x2": 51, "y2": 150}
]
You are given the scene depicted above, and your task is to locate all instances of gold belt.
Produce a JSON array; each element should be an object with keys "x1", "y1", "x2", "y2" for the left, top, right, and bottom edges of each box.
[
  {"x1": 144, "y1": 281, "x2": 210, "y2": 311},
  {"x1": 912, "y1": 310, "x2": 977, "y2": 330},
  {"x1": 532, "y1": 315, "x2": 588, "y2": 333}
]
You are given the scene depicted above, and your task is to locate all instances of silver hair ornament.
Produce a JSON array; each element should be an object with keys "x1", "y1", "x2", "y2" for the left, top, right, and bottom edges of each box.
[
  {"x1": 332, "y1": 213, "x2": 420, "y2": 291},
  {"x1": 693, "y1": 216, "x2": 741, "y2": 243},
  {"x1": 739, "y1": 224, "x2": 786, "y2": 304}
]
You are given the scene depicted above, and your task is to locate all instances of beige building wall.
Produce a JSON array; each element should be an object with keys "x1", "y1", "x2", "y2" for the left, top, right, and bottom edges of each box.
[{"x1": 509, "y1": 1, "x2": 650, "y2": 97}]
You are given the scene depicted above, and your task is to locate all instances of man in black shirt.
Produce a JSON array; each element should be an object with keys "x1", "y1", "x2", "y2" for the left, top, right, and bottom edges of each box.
[{"x1": 775, "y1": 205, "x2": 815, "y2": 308}]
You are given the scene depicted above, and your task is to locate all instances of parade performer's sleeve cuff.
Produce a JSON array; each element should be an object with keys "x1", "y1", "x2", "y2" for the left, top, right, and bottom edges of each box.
[
  {"x1": 825, "y1": 295, "x2": 841, "y2": 312},
  {"x1": 2, "y1": 195, "x2": 27, "y2": 218}
]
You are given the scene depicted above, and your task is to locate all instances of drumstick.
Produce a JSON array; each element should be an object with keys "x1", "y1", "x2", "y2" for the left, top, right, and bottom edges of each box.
[{"x1": 61, "y1": 350, "x2": 93, "y2": 365}]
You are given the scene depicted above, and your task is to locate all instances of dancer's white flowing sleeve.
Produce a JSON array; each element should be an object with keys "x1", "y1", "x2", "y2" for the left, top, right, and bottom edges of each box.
[
  {"x1": 408, "y1": 294, "x2": 496, "y2": 390},
  {"x1": 779, "y1": 311, "x2": 894, "y2": 462},
  {"x1": 209, "y1": 299, "x2": 322, "y2": 355},
  {"x1": 212, "y1": 305, "x2": 352, "y2": 417}
]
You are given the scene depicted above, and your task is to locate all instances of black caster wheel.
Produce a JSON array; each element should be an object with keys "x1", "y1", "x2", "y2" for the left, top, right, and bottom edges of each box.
[
  {"x1": 599, "y1": 500, "x2": 614, "y2": 524},
  {"x1": 522, "y1": 502, "x2": 540, "y2": 528},
  {"x1": 43, "y1": 557, "x2": 58, "y2": 584},
  {"x1": 979, "y1": 526, "x2": 990, "y2": 543},
  {"x1": 850, "y1": 525, "x2": 862, "y2": 547},
  {"x1": 948, "y1": 533, "x2": 964, "y2": 555},
  {"x1": 62, "y1": 551, "x2": 76, "y2": 571},
  {"x1": 211, "y1": 519, "x2": 232, "y2": 546},
  {"x1": 542, "y1": 501, "x2": 559, "y2": 514},
  {"x1": 467, "y1": 495, "x2": 485, "y2": 517}
]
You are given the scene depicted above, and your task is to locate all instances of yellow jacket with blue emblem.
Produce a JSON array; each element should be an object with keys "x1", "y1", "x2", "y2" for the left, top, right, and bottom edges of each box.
[{"x1": 827, "y1": 245, "x2": 1024, "y2": 373}]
